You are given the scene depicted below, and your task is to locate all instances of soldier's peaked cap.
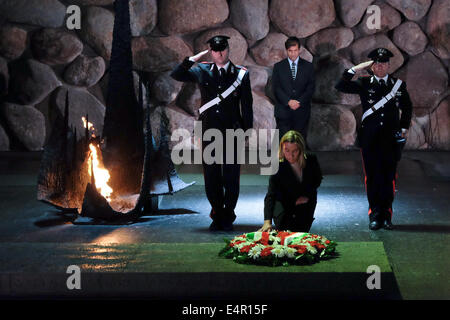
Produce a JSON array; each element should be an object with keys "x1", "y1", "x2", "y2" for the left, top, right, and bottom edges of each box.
[
  {"x1": 206, "y1": 35, "x2": 230, "y2": 51},
  {"x1": 368, "y1": 47, "x2": 394, "y2": 62}
]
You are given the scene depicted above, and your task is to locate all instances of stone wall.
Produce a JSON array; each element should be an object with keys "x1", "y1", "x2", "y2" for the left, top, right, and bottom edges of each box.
[{"x1": 0, "y1": 0, "x2": 448, "y2": 151}]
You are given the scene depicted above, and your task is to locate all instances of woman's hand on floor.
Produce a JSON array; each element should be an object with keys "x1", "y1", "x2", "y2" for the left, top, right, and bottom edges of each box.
[{"x1": 258, "y1": 220, "x2": 273, "y2": 232}]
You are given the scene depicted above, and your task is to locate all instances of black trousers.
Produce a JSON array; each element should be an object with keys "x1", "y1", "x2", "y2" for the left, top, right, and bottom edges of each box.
[
  {"x1": 276, "y1": 117, "x2": 309, "y2": 142},
  {"x1": 202, "y1": 130, "x2": 241, "y2": 223},
  {"x1": 360, "y1": 129, "x2": 398, "y2": 220},
  {"x1": 275, "y1": 200, "x2": 317, "y2": 232}
]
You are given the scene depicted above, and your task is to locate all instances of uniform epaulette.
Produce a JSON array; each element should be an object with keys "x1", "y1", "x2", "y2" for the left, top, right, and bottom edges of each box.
[{"x1": 235, "y1": 65, "x2": 248, "y2": 71}]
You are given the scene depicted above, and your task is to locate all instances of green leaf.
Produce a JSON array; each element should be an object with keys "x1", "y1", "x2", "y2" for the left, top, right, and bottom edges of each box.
[
  {"x1": 236, "y1": 255, "x2": 248, "y2": 264},
  {"x1": 295, "y1": 254, "x2": 304, "y2": 260}
]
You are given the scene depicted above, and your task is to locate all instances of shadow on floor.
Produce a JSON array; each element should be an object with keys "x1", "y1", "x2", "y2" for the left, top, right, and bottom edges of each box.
[
  {"x1": 192, "y1": 224, "x2": 263, "y2": 234},
  {"x1": 392, "y1": 224, "x2": 450, "y2": 233},
  {"x1": 33, "y1": 209, "x2": 198, "y2": 227},
  {"x1": 153, "y1": 208, "x2": 198, "y2": 216}
]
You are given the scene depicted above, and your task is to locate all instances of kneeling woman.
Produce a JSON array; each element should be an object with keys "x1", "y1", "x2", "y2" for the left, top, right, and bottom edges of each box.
[{"x1": 259, "y1": 131, "x2": 322, "y2": 232}]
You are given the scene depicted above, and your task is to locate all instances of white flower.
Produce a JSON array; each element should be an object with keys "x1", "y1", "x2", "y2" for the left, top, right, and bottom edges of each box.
[
  {"x1": 285, "y1": 246, "x2": 297, "y2": 259},
  {"x1": 248, "y1": 245, "x2": 263, "y2": 259},
  {"x1": 269, "y1": 235, "x2": 281, "y2": 245},
  {"x1": 307, "y1": 244, "x2": 317, "y2": 255},
  {"x1": 271, "y1": 246, "x2": 286, "y2": 258}
]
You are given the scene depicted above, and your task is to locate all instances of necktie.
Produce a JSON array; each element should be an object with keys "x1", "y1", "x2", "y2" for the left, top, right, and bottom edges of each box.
[
  {"x1": 219, "y1": 68, "x2": 226, "y2": 79},
  {"x1": 291, "y1": 62, "x2": 296, "y2": 80},
  {"x1": 379, "y1": 79, "x2": 387, "y2": 94}
]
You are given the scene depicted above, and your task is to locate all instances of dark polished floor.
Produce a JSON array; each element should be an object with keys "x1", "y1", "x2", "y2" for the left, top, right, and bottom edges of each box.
[{"x1": 0, "y1": 150, "x2": 449, "y2": 299}]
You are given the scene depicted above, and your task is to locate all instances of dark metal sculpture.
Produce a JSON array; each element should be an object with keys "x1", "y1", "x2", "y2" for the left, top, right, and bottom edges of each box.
[{"x1": 37, "y1": 0, "x2": 194, "y2": 221}]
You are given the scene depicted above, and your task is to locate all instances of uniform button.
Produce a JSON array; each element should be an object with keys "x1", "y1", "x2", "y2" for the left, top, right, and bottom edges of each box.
[
  {"x1": 381, "y1": 113, "x2": 384, "y2": 117},
  {"x1": 380, "y1": 122, "x2": 383, "y2": 125},
  {"x1": 218, "y1": 86, "x2": 222, "y2": 89},
  {"x1": 216, "y1": 110, "x2": 219, "y2": 113},
  {"x1": 292, "y1": 214, "x2": 296, "y2": 218}
]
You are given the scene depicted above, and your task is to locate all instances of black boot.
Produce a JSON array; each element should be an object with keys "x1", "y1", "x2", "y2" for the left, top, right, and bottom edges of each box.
[
  {"x1": 221, "y1": 208, "x2": 236, "y2": 231},
  {"x1": 209, "y1": 208, "x2": 223, "y2": 231},
  {"x1": 383, "y1": 209, "x2": 394, "y2": 230},
  {"x1": 369, "y1": 210, "x2": 382, "y2": 230}
]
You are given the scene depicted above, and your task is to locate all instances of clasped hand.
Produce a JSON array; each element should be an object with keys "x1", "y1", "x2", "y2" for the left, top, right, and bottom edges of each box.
[
  {"x1": 295, "y1": 196, "x2": 309, "y2": 205},
  {"x1": 288, "y1": 99, "x2": 301, "y2": 110}
]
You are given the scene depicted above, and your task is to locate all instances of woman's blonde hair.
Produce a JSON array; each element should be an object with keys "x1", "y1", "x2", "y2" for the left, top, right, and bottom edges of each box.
[{"x1": 278, "y1": 130, "x2": 307, "y2": 168}]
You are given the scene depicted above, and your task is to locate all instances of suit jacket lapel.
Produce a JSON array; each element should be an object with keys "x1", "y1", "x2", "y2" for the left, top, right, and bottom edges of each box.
[
  {"x1": 293, "y1": 59, "x2": 304, "y2": 84},
  {"x1": 282, "y1": 59, "x2": 294, "y2": 87}
]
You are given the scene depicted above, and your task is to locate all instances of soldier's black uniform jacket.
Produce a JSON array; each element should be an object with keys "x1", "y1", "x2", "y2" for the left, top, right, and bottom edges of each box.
[
  {"x1": 335, "y1": 69, "x2": 413, "y2": 218},
  {"x1": 170, "y1": 57, "x2": 253, "y2": 223},
  {"x1": 170, "y1": 57, "x2": 253, "y2": 132},
  {"x1": 335, "y1": 70, "x2": 412, "y2": 145}
]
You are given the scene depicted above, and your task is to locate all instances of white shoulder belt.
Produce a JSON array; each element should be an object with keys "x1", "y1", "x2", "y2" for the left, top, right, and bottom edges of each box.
[
  {"x1": 361, "y1": 79, "x2": 402, "y2": 122},
  {"x1": 198, "y1": 68, "x2": 247, "y2": 115}
]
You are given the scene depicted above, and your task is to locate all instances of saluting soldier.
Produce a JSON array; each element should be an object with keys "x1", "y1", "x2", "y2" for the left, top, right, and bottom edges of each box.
[
  {"x1": 170, "y1": 35, "x2": 253, "y2": 231},
  {"x1": 335, "y1": 48, "x2": 412, "y2": 230}
]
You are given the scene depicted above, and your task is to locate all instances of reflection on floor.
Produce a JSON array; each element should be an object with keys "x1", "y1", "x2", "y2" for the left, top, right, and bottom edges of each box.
[{"x1": 0, "y1": 151, "x2": 449, "y2": 299}]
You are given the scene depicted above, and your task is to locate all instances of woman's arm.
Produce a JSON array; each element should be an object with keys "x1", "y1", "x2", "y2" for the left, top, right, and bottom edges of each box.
[
  {"x1": 259, "y1": 175, "x2": 277, "y2": 231},
  {"x1": 303, "y1": 154, "x2": 323, "y2": 199}
]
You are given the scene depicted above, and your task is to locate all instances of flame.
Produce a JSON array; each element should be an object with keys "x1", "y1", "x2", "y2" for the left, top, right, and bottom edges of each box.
[
  {"x1": 82, "y1": 116, "x2": 96, "y2": 138},
  {"x1": 88, "y1": 144, "x2": 113, "y2": 201},
  {"x1": 82, "y1": 117, "x2": 113, "y2": 202}
]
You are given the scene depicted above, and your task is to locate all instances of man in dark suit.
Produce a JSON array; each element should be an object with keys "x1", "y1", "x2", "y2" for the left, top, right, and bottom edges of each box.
[
  {"x1": 272, "y1": 37, "x2": 315, "y2": 141},
  {"x1": 170, "y1": 35, "x2": 253, "y2": 231},
  {"x1": 335, "y1": 48, "x2": 412, "y2": 230}
]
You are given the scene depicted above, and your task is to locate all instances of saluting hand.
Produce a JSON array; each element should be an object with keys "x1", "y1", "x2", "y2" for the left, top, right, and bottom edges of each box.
[
  {"x1": 190, "y1": 49, "x2": 209, "y2": 63},
  {"x1": 352, "y1": 60, "x2": 374, "y2": 72}
]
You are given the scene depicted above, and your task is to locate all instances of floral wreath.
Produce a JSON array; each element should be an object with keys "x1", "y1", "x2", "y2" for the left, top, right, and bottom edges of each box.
[{"x1": 219, "y1": 231, "x2": 337, "y2": 266}]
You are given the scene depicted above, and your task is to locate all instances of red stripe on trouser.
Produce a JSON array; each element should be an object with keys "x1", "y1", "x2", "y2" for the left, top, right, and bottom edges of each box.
[
  {"x1": 360, "y1": 149, "x2": 368, "y2": 192},
  {"x1": 360, "y1": 149, "x2": 371, "y2": 216},
  {"x1": 389, "y1": 178, "x2": 396, "y2": 219}
]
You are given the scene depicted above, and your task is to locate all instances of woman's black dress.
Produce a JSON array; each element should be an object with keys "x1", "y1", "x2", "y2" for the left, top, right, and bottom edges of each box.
[{"x1": 264, "y1": 153, "x2": 323, "y2": 232}]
